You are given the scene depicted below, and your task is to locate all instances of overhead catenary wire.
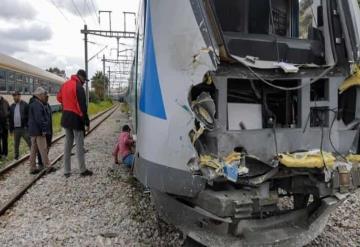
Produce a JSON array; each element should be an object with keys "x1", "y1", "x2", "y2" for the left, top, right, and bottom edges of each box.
[
  {"x1": 89, "y1": 0, "x2": 98, "y2": 19},
  {"x1": 71, "y1": 0, "x2": 87, "y2": 24},
  {"x1": 84, "y1": 0, "x2": 98, "y2": 26},
  {"x1": 49, "y1": 0, "x2": 70, "y2": 22}
]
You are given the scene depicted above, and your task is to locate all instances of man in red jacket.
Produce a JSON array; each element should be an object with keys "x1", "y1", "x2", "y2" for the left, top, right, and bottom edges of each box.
[{"x1": 57, "y1": 69, "x2": 93, "y2": 177}]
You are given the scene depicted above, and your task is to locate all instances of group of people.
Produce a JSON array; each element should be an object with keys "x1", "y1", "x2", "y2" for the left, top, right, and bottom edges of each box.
[
  {"x1": 0, "y1": 87, "x2": 52, "y2": 174},
  {"x1": 0, "y1": 68, "x2": 134, "y2": 177},
  {"x1": 0, "y1": 69, "x2": 94, "y2": 177}
]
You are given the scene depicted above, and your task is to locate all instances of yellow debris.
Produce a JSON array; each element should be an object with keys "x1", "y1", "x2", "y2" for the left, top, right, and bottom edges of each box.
[
  {"x1": 191, "y1": 126, "x2": 205, "y2": 144},
  {"x1": 199, "y1": 155, "x2": 222, "y2": 169},
  {"x1": 223, "y1": 152, "x2": 241, "y2": 164},
  {"x1": 339, "y1": 65, "x2": 360, "y2": 93},
  {"x1": 346, "y1": 154, "x2": 360, "y2": 163},
  {"x1": 279, "y1": 151, "x2": 336, "y2": 168}
]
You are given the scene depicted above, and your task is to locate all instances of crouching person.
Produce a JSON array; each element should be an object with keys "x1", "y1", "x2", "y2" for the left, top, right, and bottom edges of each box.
[
  {"x1": 28, "y1": 87, "x2": 51, "y2": 174},
  {"x1": 113, "y1": 125, "x2": 135, "y2": 168}
]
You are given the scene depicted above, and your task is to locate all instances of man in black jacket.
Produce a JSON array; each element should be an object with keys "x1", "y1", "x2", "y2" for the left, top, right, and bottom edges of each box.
[
  {"x1": 28, "y1": 87, "x2": 51, "y2": 174},
  {"x1": 9, "y1": 91, "x2": 31, "y2": 160},
  {"x1": 0, "y1": 96, "x2": 10, "y2": 159}
]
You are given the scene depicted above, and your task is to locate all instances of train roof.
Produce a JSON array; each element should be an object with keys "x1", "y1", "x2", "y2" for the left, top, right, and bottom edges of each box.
[{"x1": 0, "y1": 52, "x2": 66, "y2": 85}]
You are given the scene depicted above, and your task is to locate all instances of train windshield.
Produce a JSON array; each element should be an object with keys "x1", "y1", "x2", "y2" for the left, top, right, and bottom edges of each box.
[{"x1": 211, "y1": 0, "x2": 326, "y2": 65}]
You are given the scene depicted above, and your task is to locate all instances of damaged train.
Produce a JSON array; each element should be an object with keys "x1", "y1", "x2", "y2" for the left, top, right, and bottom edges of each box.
[{"x1": 128, "y1": 0, "x2": 360, "y2": 246}]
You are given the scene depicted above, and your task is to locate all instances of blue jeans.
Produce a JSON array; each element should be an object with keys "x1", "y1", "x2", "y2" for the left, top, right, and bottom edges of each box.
[{"x1": 122, "y1": 154, "x2": 134, "y2": 168}]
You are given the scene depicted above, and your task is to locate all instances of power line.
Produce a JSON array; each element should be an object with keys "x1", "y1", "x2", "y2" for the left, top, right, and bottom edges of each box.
[
  {"x1": 71, "y1": 0, "x2": 86, "y2": 24},
  {"x1": 84, "y1": 0, "x2": 97, "y2": 25},
  {"x1": 89, "y1": 0, "x2": 98, "y2": 19},
  {"x1": 49, "y1": 0, "x2": 70, "y2": 22}
]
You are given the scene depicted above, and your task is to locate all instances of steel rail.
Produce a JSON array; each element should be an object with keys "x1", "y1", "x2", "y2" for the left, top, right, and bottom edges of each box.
[
  {"x1": 0, "y1": 104, "x2": 117, "y2": 176},
  {"x1": 0, "y1": 105, "x2": 119, "y2": 216}
]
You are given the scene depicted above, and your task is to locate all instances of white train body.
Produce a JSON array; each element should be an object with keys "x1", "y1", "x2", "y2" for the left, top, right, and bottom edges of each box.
[
  {"x1": 129, "y1": 0, "x2": 360, "y2": 245},
  {"x1": 0, "y1": 52, "x2": 65, "y2": 110}
]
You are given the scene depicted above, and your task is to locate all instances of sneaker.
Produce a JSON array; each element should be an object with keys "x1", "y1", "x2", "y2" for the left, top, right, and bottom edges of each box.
[
  {"x1": 80, "y1": 169, "x2": 93, "y2": 177},
  {"x1": 64, "y1": 173, "x2": 71, "y2": 178}
]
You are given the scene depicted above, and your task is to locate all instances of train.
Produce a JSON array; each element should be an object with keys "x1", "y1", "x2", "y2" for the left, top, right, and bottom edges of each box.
[
  {"x1": 0, "y1": 52, "x2": 65, "y2": 111},
  {"x1": 128, "y1": 0, "x2": 360, "y2": 246}
]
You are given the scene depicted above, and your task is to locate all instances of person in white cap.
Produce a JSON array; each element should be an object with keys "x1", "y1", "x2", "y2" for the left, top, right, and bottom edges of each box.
[{"x1": 28, "y1": 87, "x2": 52, "y2": 174}]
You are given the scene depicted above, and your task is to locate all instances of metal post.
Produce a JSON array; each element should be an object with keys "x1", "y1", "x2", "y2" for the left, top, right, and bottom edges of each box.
[
  {"x1": 84, "y1": 24, "x2": 89, "y2": 106},
  {"x1": 109, "y1": 12, "x2": 112, "y2": 32},
  {"x1": 124, "y1": 12, "x2": 126, "y2": 33},
  {"x1": 116, "y1": 37, "x2": 120, "y2": 59},
  {"x1": 103, "y1": 54, "x2": 106, "y2": 98},
  {"x1": 108, "y1": 66, "x2": 111, "y2": 97}
]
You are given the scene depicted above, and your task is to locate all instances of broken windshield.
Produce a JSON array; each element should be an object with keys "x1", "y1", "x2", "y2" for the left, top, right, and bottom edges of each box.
[{"x1": 211, "y1": 0, "x2": 325, "y2": 65}]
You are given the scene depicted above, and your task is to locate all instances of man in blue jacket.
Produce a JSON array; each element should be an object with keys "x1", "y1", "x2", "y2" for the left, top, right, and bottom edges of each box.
[{"x1": 28, "y1": 87, "x2": 51, "y2": 174}]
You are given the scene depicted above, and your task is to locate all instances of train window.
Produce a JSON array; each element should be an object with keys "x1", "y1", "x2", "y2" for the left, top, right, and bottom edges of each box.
[
  {"x1": 0, "y1": 70, "x2": 5, "y2": 80},
  {"x1": 29, "y1": 77, "x2": 34, "y2": 93},
  {"x1": 8, "y1": 72, "x2": 15, "y2": 81},
  {"x1": 0, "y1": 70, "x2": 6, "y2": 91},
  {"x1": 34, "y1": 78, "x2": 40, "y2": 90},
  {"x1": 15, "y1": 82, "x2": 23, "y2": 92},
  {"x1": 16, "y1": 73, "x2": 23, "y2": 82}
]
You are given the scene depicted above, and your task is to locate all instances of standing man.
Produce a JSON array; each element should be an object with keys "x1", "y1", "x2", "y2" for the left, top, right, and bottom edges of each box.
[
  {"x1": 57, "y1": 69, "x2": 93, "y2": 178},
  {"x1": 28, "y1": 87, "x2": 51, "y2": 174},
  {"x1": 9, "y1": 91, "x2": 31, "y2": 160},
  {"x1": 37, "y1": 92, "x2": 53, "y2": 170},
  {"x1": 0, "y1": 96, "x2": 10, "y2": 160}
]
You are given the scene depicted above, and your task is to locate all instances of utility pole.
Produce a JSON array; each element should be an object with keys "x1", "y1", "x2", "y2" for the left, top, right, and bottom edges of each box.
[
  {"x1": 102, "y1": 54, "x2": 106, "y2": 98},
  {"x1": 84, "y1": 24, "x2": 89, "y2": 107},
  {"x1": 108, "y1": 66, "x2": 111, "y2": 97}
]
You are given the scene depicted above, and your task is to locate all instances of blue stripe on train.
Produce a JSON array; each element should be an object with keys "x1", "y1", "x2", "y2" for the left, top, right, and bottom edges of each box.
[{"x1": 139, "y1": 1, "x2": 167, "y2": 120}]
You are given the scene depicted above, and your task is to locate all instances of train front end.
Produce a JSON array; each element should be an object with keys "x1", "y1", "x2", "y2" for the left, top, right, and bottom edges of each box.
[{"x1": 134, "y1": 0, "x2": 360, "y2": 246}]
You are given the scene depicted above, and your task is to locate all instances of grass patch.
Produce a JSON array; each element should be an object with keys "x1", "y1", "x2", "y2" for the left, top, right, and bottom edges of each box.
[{"x1": 0, "y1": 101, "x2": 113, "y2": 167}]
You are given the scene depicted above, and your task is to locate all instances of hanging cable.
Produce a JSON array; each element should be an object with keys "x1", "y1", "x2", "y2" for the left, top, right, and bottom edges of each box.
[
  {"x1": 71, "y1": 0, "x2": 87, "y2": 24},
  {"x1": 242, "y1": 61, "x2": 335, "y2": 91},
  {"x1": 49, "y1": 0, "x2": 70, "y2": 22},
  {"x1": 84, "y1": 0, "x2": 98, "y2": 26},
  {"x1": 269, "y1": 0, "x2": 280, "y2": 62}
]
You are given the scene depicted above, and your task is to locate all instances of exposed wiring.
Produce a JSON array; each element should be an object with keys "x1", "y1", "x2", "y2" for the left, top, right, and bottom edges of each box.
[
  {"x1": 329, "y1": 111, "x2": 348, "y2": 161},
  {"x1": 272, "y1": 116, "x2": 279, "y2": 157},
  {"x1": 269, "y1": 0, "x2": 280, "y2": 62},
  {"x1": 243, "y1": 63, "x2": 335, "y2": 91}
]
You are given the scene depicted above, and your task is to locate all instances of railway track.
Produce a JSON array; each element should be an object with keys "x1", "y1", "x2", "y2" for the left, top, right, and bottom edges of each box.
[{"x1": 0, "y1": 104, "x2": 119, "y2": 216}]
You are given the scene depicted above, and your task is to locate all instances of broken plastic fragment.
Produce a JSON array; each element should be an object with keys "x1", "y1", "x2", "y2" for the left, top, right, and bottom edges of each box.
[
  {"x1": 191, "y1": 92, "x2": 216, "y2": 130},
  {"x1": 273, "y1": 62, "x2": 299, "y2": 73},
  {"x1": 339, "y1": 64, "x2": 360, "y2": 93},
  {"x1": 223, "y1": 164, "x2": 239, "y2": 182}
]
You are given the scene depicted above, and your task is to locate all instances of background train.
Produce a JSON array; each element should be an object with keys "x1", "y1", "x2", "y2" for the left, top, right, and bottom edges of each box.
[
  {"x1": 127, "y1": 0, "x2": 360, "y2": 246},
  {"x1": 0, "y1": 52, "x2": 65, "y2": 111}
]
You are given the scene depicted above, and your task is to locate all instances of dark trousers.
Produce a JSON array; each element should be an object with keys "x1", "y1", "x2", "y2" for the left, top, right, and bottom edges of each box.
[
  {"x1": 37, "y1": 134, "x2": 52, "y2": 168},
  {"x1": 14, "y1": 128, "x2": 31, "y2": 159},
  {"x1": 0, "y1": 128, "x2": 8, "y2": 157}
]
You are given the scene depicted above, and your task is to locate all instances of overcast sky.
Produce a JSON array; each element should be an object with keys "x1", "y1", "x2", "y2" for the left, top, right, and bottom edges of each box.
[{"x1": 0, "y1": 0, "x2": 139, "y2": 82}]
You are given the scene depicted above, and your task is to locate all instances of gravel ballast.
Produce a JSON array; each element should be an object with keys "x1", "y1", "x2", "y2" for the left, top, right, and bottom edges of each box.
[
  {"x1": 1, "y1": 107, "x2": 360, "y2": 246},
  {"x1": 0, "y1": 108, "x2": 182, "y2": 247}
]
